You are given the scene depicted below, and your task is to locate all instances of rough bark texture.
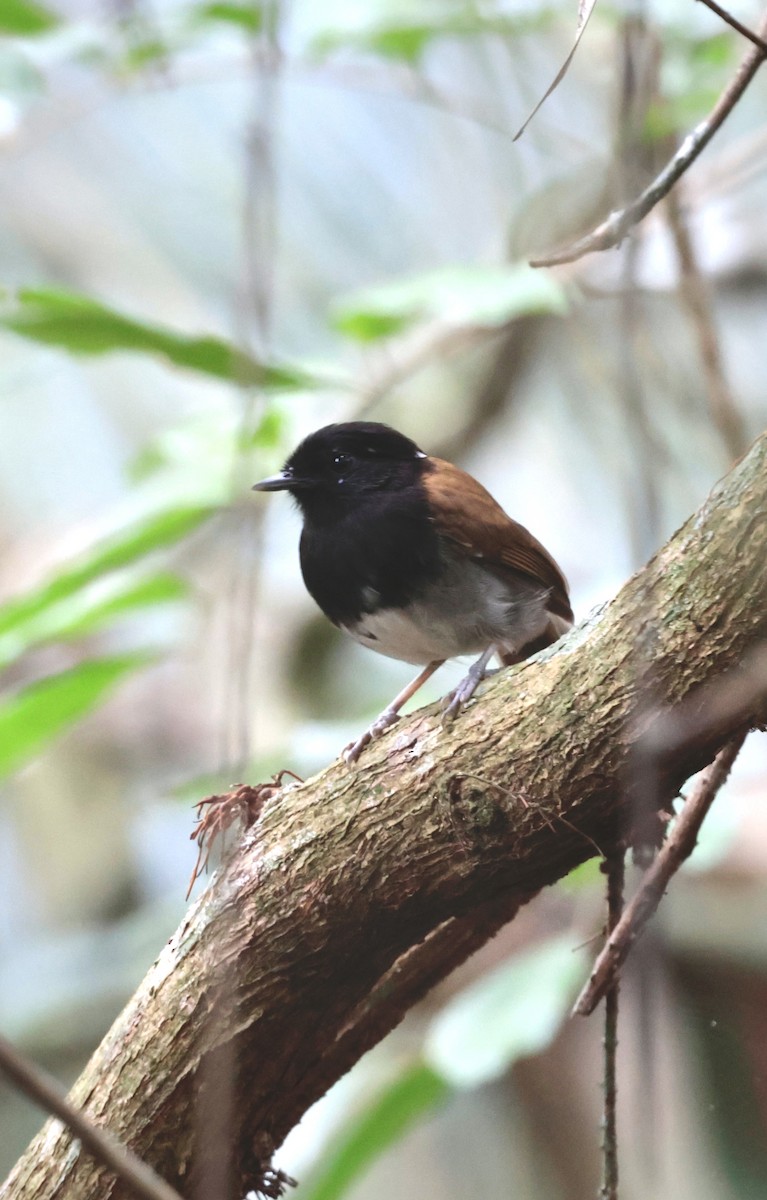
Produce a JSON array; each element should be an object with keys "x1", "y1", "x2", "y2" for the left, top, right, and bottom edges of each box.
[{"x1": 4, "y1": 433, "x2": 767, "y2": 1200}]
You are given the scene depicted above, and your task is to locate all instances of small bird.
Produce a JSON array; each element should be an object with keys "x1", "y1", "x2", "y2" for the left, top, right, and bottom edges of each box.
[{"x1": 253, "y1": 422, "x2": 573, "y2": 762}]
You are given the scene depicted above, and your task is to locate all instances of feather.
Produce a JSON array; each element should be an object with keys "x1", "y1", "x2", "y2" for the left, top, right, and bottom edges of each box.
[{"x1": 423, "y1": 458, "x2": 573, "y2": 624}]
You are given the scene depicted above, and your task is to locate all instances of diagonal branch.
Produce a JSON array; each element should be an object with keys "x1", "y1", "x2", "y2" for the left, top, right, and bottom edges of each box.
[
  {"x1": 531, "y1": 12, "x2": 767, "y2": 267},
  {"x1": 665, "y1": 188, "x2": 747, "y2": 462},
  {"x1": 697, "y1": 0, "x2": 767, "y2": 53},
  {"x1": 512, "y1": 0, "x2": 598, "y2": 142},
  {"x1": 3, "y1": 431, "x2": 767, "y2": 1200},
  {"x1": 573, "y1": 730, "x2": 747, "y2": 1016},
  {"x1": 0, "y1": 1034, "x2": 183, "y2": 1200}
]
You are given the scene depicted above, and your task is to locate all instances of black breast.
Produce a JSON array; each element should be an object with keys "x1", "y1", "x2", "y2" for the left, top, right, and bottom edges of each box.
[{"x1": 298, "y1": 488, "x2": 442, "y2": 627}]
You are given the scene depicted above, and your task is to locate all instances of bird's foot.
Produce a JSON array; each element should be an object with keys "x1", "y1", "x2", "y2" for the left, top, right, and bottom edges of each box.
[
  {"x1": 342, "y1": 660, "x2": 445, "y2": 764},
  {"x1": 342, "y1": 707, "x2": 401, "y2": 764},
  {"x1": 442, "y1": 658, "x2": 499, "y2": 724}
]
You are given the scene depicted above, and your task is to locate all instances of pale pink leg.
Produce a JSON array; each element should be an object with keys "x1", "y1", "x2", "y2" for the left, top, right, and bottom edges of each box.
[{"x1": 344, "y1": 659, "x2": 445, "y2": 764}]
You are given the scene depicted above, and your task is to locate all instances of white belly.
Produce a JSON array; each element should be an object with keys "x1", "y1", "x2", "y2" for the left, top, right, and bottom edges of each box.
[
  {"x1": 341, "y1": 558, "x2": 554, "y2": 666},
  {"x1": 343, "y1": 606, "x2": 469, "y2": 664}
]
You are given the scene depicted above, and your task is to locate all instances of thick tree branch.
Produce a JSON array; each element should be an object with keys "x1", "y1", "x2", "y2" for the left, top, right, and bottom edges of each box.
[{"x1": 3, "y1": 432, "x2": 767, "y2": 1200}]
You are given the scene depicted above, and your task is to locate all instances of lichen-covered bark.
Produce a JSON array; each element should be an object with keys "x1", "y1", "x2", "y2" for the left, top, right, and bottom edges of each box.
[{"x1": 4, "y1": 433, "x2": 767, "y2": 1200}]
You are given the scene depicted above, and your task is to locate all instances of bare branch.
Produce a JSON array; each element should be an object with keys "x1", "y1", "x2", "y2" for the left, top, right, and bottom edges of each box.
[
  {"x1": 531, "y1": 13, "x2": 767, "y2": 267},
  {"x1": 697, "y1": 0, "x2": 767, "y2": 53},
  {"x1": 0, "y1": 1033, "x2": 184, "y2": 1200},
  {"x1": 599, "y1": 852, "x2": 624, "y2": 1200},
  {"x1": 573, "y1": 732, "x2": 748, "y2": 1017},
  {"x1": 513, "y1": 1, "x2": 598, "y2": 141},
  {"x1": 665, "y1": 188, "x2": 747, "y2": 462}
]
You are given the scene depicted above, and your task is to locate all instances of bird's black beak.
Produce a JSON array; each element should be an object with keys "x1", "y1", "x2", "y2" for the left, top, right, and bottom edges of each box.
[{"x1": 252, "y1": 470, "x2": 295, "y2": 492}]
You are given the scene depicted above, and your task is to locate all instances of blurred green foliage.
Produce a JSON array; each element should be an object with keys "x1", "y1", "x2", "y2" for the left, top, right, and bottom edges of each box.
[
  {"x1": 0, "y1": 0, "x2": 58, "y2": 36},
  {"x1": 300, "y1": 1064, "x2": 451, "y2": 1200},
  {"x1": 299, "y1": 937, "x2": 586, "y2": 1200},
  {"x1": 0, "y1": 507, "x2": 210, "y2": 638},
  {"x1": 0, "y1": 654, "x2": 152, "y2": 781},
  {"x1": 424, "y1": 935, "x2": 586, "y2": 1088},
  {"x1": 309, "y1": 3, "x2": 554, "y2": 64},
  {"x1": 0, "y1": 572, "x2": 187, "y2": 671},
  {"x1": 192, "y1": 3, "x2": 264, "y2": 34},
  {"x1": 334, "y1": 264, "x2": 568, "y2": 340},
  {"x1": 0, "y1": 505, "x2": 213, "y2": 772},
  {"x1": 2, "y1": 289, "x2": 322, "y2": 390}
]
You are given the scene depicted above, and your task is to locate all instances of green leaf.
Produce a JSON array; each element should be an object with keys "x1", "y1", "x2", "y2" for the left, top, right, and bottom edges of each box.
[
  {"x1": 192, "y1": 2, "x2": 263, "y2": 32},
  {"x1": 123, "y1": 38, "x2": 168, "y2": 70},
  {"x1": 0, "y1": 655, "x2": 151, "y2": 781},
  {"x1": 356, "y1": 23, "x2": 434, "y2": 64},
  {"x1": 424, "y1": 934, "x2": 586, "y2": 1088},
  {"x1": 300, "y1": 1064, "x2": 449, "y2": 1200},
  {"x1": 236, "y1": 404, "x2": 286, "y2": 452},
  {"x1": 0, "y1": 0, "x2": 58, "y2": 35},
  {"x1": 644, "y1": 88, "x2": 721, "y2": 141},
  {"x1": 333, "y1": 311, "x2": 412, "y2": 344},
  {"x1": 0, "y1": 573, "x2": 188, "y2": 671},
  {"x1": 334, "y1": 264, "x2": 568, "y2": 342},
  {"x1": 1, "y1": 288, "x2": 320, "y2": 390},
  {"x1": 45, "y1": 572, "x2": 187, "y2": 636},
  {"x1": 0, "y1": 505, "x2": 211, "y2": 639},
  {"x1": 559, "y1": 858, "x2": 601, "y2": 892},
  {"x1": 689, "y1": 33, "x2": 735, "y2": 68}
]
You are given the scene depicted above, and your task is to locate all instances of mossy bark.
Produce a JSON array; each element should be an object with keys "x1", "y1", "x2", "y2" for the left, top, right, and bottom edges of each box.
[{"x1": 3, "y1": 433, "x2": 766, "y2": 1200}]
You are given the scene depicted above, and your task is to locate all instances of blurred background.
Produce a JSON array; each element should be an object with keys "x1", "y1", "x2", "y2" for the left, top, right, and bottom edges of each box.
[{"x1": 1, "y1": 1, "x2": 766, "y2": 1197}]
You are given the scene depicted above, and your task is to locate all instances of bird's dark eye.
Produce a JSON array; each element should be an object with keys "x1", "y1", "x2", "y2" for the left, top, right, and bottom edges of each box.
[{"x1": 332, "y1": 452, "x2": 351, "y2": 473}]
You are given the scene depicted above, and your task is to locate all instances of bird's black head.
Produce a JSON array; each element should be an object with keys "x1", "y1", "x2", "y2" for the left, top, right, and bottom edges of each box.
[{"x1": 252, "y1": 422, "x2": 427, "y2": 515}]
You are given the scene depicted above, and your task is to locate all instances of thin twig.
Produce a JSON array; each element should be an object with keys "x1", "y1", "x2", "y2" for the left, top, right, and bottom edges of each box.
[
  {"x1": 600, "y1": 852, "x2": 625, "y2": 1200},
  {"x1": 531, "y1": 12, "x2": 767, "y2": 267},
  {"x1": 697, "y1": 0, "x2": 767, "y2": 52},
  {"x1": 615, "y1": 16, "x2": 664, "y2": 567},
  {"x1": 512, "y1": 0, "x2": 598, "y2": 141},
  {"x1": 665, "y1": 188, "x2": 747, "y2": 461},
  {"x1": 0, "y1": 1032, "x2": 184, "y2": 1200},
  {"x1": 222, "y1": 2, "x2": 284, "y2": 781},
  {"x1": 574, "y1": 733, "x2": 747, "y2": 1016}
]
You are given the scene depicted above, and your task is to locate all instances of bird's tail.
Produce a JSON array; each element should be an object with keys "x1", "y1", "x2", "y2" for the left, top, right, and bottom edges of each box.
[{"x1": 498, "y1": 611, "x2": 572, "y2": 667}]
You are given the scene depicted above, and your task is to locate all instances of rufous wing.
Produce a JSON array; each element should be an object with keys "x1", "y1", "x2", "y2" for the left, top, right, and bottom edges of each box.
[{"x1": 423, "y1": 457, "x2": 573, "y2": 624}]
